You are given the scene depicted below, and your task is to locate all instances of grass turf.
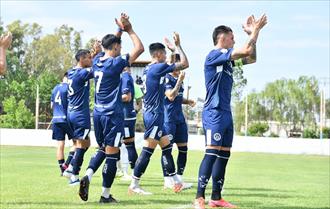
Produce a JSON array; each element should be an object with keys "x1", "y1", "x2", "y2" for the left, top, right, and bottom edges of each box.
[{"x1": 0, "y1": 145, "x2": 329, "y2": 209}]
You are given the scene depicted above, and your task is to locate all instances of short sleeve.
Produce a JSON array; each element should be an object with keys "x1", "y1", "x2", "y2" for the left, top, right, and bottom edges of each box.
[
  {"x1": 205, "y1": 48, "x2": 233, "y2": 66},
  {"x1": 157, "y1": 63, "x2": 176, "y2": 76},
  {"x1": 81, "y1": 68, "x2": 94, "y2": 81}
]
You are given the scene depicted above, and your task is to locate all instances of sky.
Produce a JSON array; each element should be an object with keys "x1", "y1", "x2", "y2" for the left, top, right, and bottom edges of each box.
[{"x1": 1, "y1": 0, "x2": 329, "y2": 100}]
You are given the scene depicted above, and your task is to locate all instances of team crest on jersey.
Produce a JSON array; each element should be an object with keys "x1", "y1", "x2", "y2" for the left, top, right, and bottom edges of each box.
[
  {"x1": 168, "y1": 134, "x2": 173, "y2": 141},
  {"x1": 213, "y1": 133, "x2": 221, "y2": 141},
  {"x1": 158, "y1": 131, "x2": 163, "y2": 137},
  {"x1": 220, "y1": 48, "x2": 228, "y2": 54}
]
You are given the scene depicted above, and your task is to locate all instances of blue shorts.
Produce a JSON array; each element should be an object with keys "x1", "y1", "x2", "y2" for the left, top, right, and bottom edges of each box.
[
  {"x1": 202, "y1": 109, "x2": 233, "y2": 147},
  {"x1": 143, "y1": 112, "x2": 167, "y2": 140},
  {"x1": 52, "y1": 122, "x2": 73, "y2": 140},
  {"x1": 164, "y1": 121, "x2": 188, "y2": 144},
  {"x1": 123, "y1": 119, "x2": 136, "y2": 139},
  {"x1": 67, "y1": 111, "x2": 91, "y2": 140},
  {"x1": 93, "y1": 113, "x2": 124, "y2": 147}
]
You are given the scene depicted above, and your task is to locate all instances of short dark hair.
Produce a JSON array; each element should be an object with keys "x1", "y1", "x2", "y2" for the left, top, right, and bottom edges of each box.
[
  {"x1": 102, "y1": 34, "x2": 121, "y2": 50},
  {"x1": 63, "y1": 72, "x2": 68, "y2": 78},
  {"x1": 149, "y1": 42, "x2": 165, "y2": 56},
  {"x1": 75, "y1": 49, "x2": 90, "y2": 62},
  {"x1": 212, "y1": 25, "x2": 233, "y2": 45}
]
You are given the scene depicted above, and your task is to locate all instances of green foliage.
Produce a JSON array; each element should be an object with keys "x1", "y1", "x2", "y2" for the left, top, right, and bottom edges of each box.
[
  {"x1": 303, "y1": 128, "x2": 319, "y2": 139},
  {"x1": 235, "y1": 76, "x2": 322, "y2": 136},
  {"x1": 247, "y1": 122, "x2": 269, "y2": 137},
  {"x1": 1, "y1": 20, "x2": 84, "y2": 129},
  {"x1": 0, "y1": 97, "x2": 34, "y2": 128},
  {"x1": 321, "y1": 127, "x2": 330, "y2": 139}
]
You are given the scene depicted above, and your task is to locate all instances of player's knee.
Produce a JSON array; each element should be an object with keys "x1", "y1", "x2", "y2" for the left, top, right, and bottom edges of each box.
[
  {"x1": 105, "y1": 146, "x2": 119, "y2": 154},
  {"x1": 218, "y1": 150, "x2": 231, "y2": 159},
  {"x1": 178, "y1": 145, "x2": 188, "y2": 153}
]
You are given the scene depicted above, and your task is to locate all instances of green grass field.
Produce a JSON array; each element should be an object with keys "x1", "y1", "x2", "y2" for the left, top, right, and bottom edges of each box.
[{"x1": 0, "y1": 145, "x2": 329, "y2": 209}]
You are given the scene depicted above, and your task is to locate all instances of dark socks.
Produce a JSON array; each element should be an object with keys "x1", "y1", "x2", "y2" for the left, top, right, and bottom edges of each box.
[
  {"x1": 177, "y1": 146, "x2": 188, "y2": 175},
  {"x1": 133, "y1": 147, "x2": 154, "y2": 178},
  {"x1": 161, "y1": 144, "x2": 176, "y2": 176},
  {"x1": 196, "y1": 149, "x2": 219, "y2": 199},
  {"x1": 88, "y1": 148, "x2": 106, "y2": 172},
  {"x1": 211, "y1": 150, "x2": 230, "y2": 200},
  {"x1": 102, "y1": 153, "x2": 119, "y2": 188},
  {"x1": 125, "y1": 141, "x2": 138, "y2": 169},
  {"x1": 72, "y1": 148, "x2": 87, "y2": 175}
]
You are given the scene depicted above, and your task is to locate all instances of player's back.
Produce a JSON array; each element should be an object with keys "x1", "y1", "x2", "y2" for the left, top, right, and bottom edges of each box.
[
  {"x1": 203, "y1": 48, "x2": 234, "y2": 112},
  {"x1": 143, "y1": 63, "x2": 175, "y2": 114},
  {"x1": 164, "y1": 73, "x2": 185, "y2": 123},
  {"x1": 93, "y1": 52, "x2": 129, "y2": 115},
  {"x1": 67, "y1": 67, "x2": 92, "y2": 113},
  {"x1": 51, "y1": 83, "x2": 69, "y2": 123}
]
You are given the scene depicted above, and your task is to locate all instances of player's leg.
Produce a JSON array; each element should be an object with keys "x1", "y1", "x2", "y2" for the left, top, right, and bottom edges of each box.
[
  {"x1": 129, "y1": 137, "x2": 157, "y2": 195},
  {"x1": 194, "y1": 115, "x2": 223, "y2": 208},
  {"x1": 52, "y1": 123, "x2": 66, "y2": 175},
  {"x1": 209, "y1": 112, "x2": 237, "y2": 208},
  {"x1": 159, "y1": 136, "x2": 183, "y2": 193},
  {"x1": 128, "y1": 112, "x2": 160, "y2": 195},
  {"x1": 175, "y1": 122, "x2": 192, "y2": 189},
  {"x1": 99, "y1": 114, "x2": 123, "y2": 203},
  {"x1": 123, "y1": 119, "x2": 138, "y2": 172},
  {"x1": 63, "y1": 123, "x2": 75, "y2": 170},
  {"x1": 162, "y1": 122, "x2": 174, "y2": 189}
]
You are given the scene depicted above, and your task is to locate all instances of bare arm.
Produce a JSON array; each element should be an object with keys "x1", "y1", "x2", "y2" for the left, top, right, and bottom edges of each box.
[
  {"x1": 165, "y1": 72, "x2": 185, "y2": 101},
  {"x1": 231, "y1": 14, "x2": 267, "y2": 61},
  {"x1": 173, "y1": 32, "x2": 189, "y2": 71},
  {"x1": 0, "y1": 32, "x2": 12, "y2": 75},
  {"x1": 119, "y1": 13, "x2": 144, "y2": 66},
  {"x1": 182, "y1": 98, "x2": 196, "y2": 107}
]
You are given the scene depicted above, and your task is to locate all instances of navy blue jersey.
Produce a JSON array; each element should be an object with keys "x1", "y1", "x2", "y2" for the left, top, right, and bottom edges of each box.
[
  {"x1": 164, "y1": 73, "x2": 185, "y2": 123},
  {"x1": 203, "y1": 48, "x2": 234, "y2": 112},
  {"x1": 143, "y1": 63, "x2": 176, "y2": 114},
  {"x1": 121, "y1": 71, "x2": 136, "y2": 120},
  {"x1": 67, "y1": 67, "x2": 93, "y2": 114},
  {"x1": 92, "y1": 52, "x2": 130, "y2": 115},
  {"x1": 51, "y1": 83, "x2": 69, "y2": 123}
]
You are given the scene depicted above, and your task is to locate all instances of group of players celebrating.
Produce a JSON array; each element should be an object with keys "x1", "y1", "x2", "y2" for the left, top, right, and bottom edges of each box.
[{"x1": 50, "y1": 12, "x2": 267, "y2": 209}]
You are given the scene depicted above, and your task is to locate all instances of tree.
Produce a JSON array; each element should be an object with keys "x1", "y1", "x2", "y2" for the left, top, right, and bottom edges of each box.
[{"x1": 0, "y1": 96, "x2": 34, "y2": 128}]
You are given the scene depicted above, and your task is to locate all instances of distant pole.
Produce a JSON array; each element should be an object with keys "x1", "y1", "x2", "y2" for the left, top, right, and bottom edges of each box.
[
  {"x1": 320, "y1": 89, "x2": 323, "y2": 139},
  {"x1": 35, "y1": 84, "x2": 39, "y2": 130},
  {"x1": 245, "y1": 95, "x2": 248, "y2": 136}
]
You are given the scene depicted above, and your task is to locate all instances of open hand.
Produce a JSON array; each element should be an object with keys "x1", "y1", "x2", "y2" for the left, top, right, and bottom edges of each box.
[
  {"x1": 0, "y1": 32, "x2": 12, "y2": 49},
  {"x1": 173, "y1": 32, "x2": 181, "y2": 46},
  {"x1": 164, "y1": 37, "x2": 175, "y2": 52}
]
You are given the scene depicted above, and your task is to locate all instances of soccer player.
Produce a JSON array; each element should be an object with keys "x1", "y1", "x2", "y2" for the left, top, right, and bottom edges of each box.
[
  {"x1": 62, "y1": 49, "x2": 93, "y2": 186},
  {"x1": 193, "y1": 14, "x2": 267, "y2": 209},
  {"x1": 0, "y1": 31, "x2": 12, "y2": 75},
  {"x1": 161, "y1": 38, "x2": 196, "y2": 189},
  {"x1": 50, "y1": 73, "x2": 75, "y2": 175},
  {"x1": 117, "y1": 66, "x2": 139, "y2": 180},
  {"x1": 79, "y1": 13, "x2": 144, "y2": 203},
  {"x1": 128, "y1": 32, "x2": 189, "y2": 195}
]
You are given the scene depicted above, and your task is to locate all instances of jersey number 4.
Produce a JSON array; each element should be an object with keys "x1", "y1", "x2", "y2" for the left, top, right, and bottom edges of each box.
[{"x1": 55, "y1": 91, "x2": 62, "y2": 105}]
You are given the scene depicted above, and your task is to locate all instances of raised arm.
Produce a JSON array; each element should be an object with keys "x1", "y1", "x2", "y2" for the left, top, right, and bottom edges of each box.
[
  {"x1": 165, "y1": 71, "x2": 185, "y2": 101},
  {"x1": 164, "y1": 37, "x2": 177, "y2": 64},
  {"x1": 0, "y1": 32, "x2": 12, "y2": 75},
  {"x1": 173, "y1": 32, "x2": 189, "y2": 71},
  {"x1": 182, "y1": 98, "x2": 196, "y2": 107},
  {"x1": 231, "y1": 14, "x2": 267, "y2": 62},
  {"x1": 119, "y1": 13, "x2": 144, "y2": 66}
]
